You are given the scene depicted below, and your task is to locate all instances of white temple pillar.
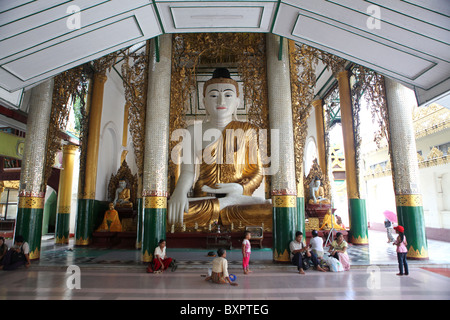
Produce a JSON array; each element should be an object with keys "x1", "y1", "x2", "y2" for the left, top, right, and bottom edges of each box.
[
  {"x1": 141, "y1": 35, "x2": 172, "y2": 262},
  {"x1": 266, "y1": 34, "x2": 297, "y2": 262},
  {"x1": 385, "y1": 77, "x2": 428, "y2": 259}
]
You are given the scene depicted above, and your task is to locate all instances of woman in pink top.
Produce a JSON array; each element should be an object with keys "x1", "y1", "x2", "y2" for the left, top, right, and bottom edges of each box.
[{"x1": 393, "y1": 225, "x2": 409, "y2": 276}]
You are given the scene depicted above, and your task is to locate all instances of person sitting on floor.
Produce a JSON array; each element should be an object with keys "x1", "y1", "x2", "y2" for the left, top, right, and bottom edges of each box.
[
  {"x1": 0, "y1": 235, "x2": 30, "y2": 271},
  {"x1": 151, "y1": 239, "x2": 176, "y2": 273},
  {"x1": 328, "y1": 232, "x2": 350, "y2": 271},
  {"x1": 309, "y1": 230, "x2": 324, "y2": 259},
  {"x1": 205, "y1": 248, "x2": 238, "y2": 286},
  {"x1": 290, "y1": 231, "x2": 326, "y2": 274},
  {"x1": 0, "y1": 237, "x2": 8, "y2": 265}
]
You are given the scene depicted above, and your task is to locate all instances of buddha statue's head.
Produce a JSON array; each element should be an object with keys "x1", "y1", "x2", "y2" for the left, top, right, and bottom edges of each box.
[
  {"x1": 203, "y1": 68, "x2": 240, "y2": 121},
  {"x1": 314, "y1": 177, "x2": 322, "y2": 188},
  {"x1": 119, "y1": 180, "x2": 127, "y2": 189}
]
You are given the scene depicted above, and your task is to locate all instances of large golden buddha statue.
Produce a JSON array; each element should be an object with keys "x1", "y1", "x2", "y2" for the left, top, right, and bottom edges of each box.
[{"x1": 168, "y1": 68, "x2": 272, "y2": 230}]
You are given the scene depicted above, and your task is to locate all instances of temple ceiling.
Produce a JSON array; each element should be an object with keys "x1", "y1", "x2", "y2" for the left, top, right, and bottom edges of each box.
[{"x1": 0, "y1": 0, "x2": 449, "y2": 106}]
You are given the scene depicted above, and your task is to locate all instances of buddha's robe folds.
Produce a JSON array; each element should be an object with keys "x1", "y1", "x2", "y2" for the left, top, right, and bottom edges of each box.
[
  {"x1": 308, "y1": 186, "x2": 330, "y2": 204},
  {"x1": 183, "y1": 121, "x2": 272, "y2": 229},
  {"x1": 96, "y1": 209, "x2": 122, "y2": 232},
  {"x1": 319, "y1": 212, "x2": 345, "y2": 231},
  {"x1": 116, "y1": 188, "x2": 133, "y2": 208}
]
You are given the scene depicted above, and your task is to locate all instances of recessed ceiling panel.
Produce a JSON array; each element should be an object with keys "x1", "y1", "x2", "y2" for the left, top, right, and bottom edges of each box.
[
  {"x1": 157, "y1": 1, "x2": 277, "y2": 33},
  {"x1": 0, "y1": 1, "x2": 162, "y2": 92},
  {"x1": 325, "y1": 0, "x2": 449, "y2": 46},
  {"x1": 4, "y1": 16, "x2": 143, "y2": 82},
  {"x1": 0, "y1": 0, "x2": 151, "y2": 61},
  {"x1": 292, "y1": 13, "x2": 436, "y2": 81},
  {"x1": 273, "y1": 1, "x2": 450, "y2": 105},
  {"x1": 171, "y1": 6, "x2": 263, "y2": 29}
]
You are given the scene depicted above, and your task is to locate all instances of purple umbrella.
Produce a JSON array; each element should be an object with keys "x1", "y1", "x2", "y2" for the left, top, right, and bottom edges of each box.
[{"x1": 383, "y1": 210, "x2": 397, "y2": 223}]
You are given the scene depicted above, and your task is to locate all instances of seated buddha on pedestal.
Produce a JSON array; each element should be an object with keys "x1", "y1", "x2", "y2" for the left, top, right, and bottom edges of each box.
[
  {"x1": 168, "y1": 68, "x2": 272, "y2": 231},
  {"x1": 308, "y1": 178, "x2": 330, "y2": 205},
  {"x1": 113, "y1": 180, "x2": 133, "y2": 209}
]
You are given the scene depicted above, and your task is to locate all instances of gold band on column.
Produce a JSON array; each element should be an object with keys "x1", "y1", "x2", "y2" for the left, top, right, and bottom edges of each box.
[
  {"x1": 396, "y1": 194, "x2": 423, "y2": 207},
  {"x1": 272, "y1": 195, "x2": 297, "y2": 208},
  {"x1": 18, "y1": 197, "x2": 45, "y2": 209},
  {"x1": 144, "y1": 196, "x2": 167, "y2": 209}
]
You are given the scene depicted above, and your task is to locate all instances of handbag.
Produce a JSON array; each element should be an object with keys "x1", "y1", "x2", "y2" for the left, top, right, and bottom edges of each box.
[{"x1": 325, "y1": 257, "x2": 344, "y2": 272}]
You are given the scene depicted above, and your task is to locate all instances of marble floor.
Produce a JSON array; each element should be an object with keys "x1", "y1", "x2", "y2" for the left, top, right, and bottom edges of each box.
[{"x1": 1, "y1": 230, "x2": 449, "y2": 302}]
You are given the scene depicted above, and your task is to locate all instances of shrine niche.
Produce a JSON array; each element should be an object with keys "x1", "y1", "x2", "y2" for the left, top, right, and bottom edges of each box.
[
  {"x1": 304, "y1": 158, "x2": 331, "y2": 203},
  {"x1": 107, "y1": 160, "x2": 138, "y2": 232},
  {"x1": 304, "y1": 158, "x2": 333, "y2": 230},
  {"x1": 108, "y1": 160, "x2": 137, "y2": 207}
]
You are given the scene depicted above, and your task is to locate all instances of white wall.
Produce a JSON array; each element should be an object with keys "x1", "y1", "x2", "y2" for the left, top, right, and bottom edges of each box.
[
  {"x1": 365, "y1": 175, "x2": 396, "y2": 225},
  {"x1": 419, "y1": 164, "x2": 450, "y2": 228},
  {"x1": 304, "y1": 107, "x2": 317, "y2": 177},
  {"x1": 70, "y1": 148, "x2": 80, "y2": 234},
  {"x1": 95, "y1": 67, "x2": 132, "y2": 202}
]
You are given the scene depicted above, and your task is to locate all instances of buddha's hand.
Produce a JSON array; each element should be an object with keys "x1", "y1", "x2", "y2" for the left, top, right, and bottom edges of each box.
[
  {"x1": 168, "y1": 192, "x2": 189, "y2": 225},
  {"x1": 202, "y1": 183, "x2": 243, "y2": 196}
]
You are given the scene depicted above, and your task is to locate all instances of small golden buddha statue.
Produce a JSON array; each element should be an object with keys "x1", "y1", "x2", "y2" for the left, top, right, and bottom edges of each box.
[
  {"x1": 168, "y1": 68, "x2": 272, "y2": 230},
  {"x1": 308, "y1": 178, "x2": 330, "y2": 204},
  {"x1": 96, "y1": 203, "x2": 122, "y2": 232},
  {"x1": 319, "y1": 209, "x2": 345, "y2": 230},
  {"x1": 113, "y1": 180, "x2": 133, "y2": 208}
]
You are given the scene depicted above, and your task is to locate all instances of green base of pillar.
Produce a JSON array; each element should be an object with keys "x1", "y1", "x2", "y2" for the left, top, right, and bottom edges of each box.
[
  {"x1": 15, "y1": 207, "x2": 43, "y2": 260},
  {"x1": 75, "y1": 199, "x2": 95, "y2": 246},
  {"x1": 136, "y1": 198, "x2": 143, "y2": 249},
  {"x1": 296, "y1": 197, "x2": 305, "y2": 235},
  {"x1": 55, "y1": 213, "x2": 70, "y2": 244},
  {"x1": 141, "y1": 208, "x2": 166, "y2": 262},
  {"x1": 349, "y1": 198, "x2": 369, "y2": 245},
  {"x1": 273, "y1": 206, "x2": 296, "y2": 262},
  {"x1": 397, "y1": 205, "x2": 428, "y2": 260}
]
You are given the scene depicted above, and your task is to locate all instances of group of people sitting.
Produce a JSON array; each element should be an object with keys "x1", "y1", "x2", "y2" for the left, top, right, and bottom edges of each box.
[
  {"x1": 201, "y1": 230, "x2": 351, "y2": 287},
  {"x1": 1, "y1": 230, "x2": 349, "y2": 279},
  {"x1": 290, "y1": 230, "x2": 351, "y2": 274},
  {"x1": 146, "y1": 229, "x2": 351, "y2": 287}
]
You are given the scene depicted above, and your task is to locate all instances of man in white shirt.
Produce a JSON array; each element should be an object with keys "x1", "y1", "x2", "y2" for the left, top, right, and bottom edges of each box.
[
  {"x1": 289, "y1": 231, "x2": 325, "y2": 274},
  {"x1": 152, "y1": 239, "x2": 174, "y2": 273},
  {"x1": 309, "y1": 230, "x2": 324, "y2": 259}
]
